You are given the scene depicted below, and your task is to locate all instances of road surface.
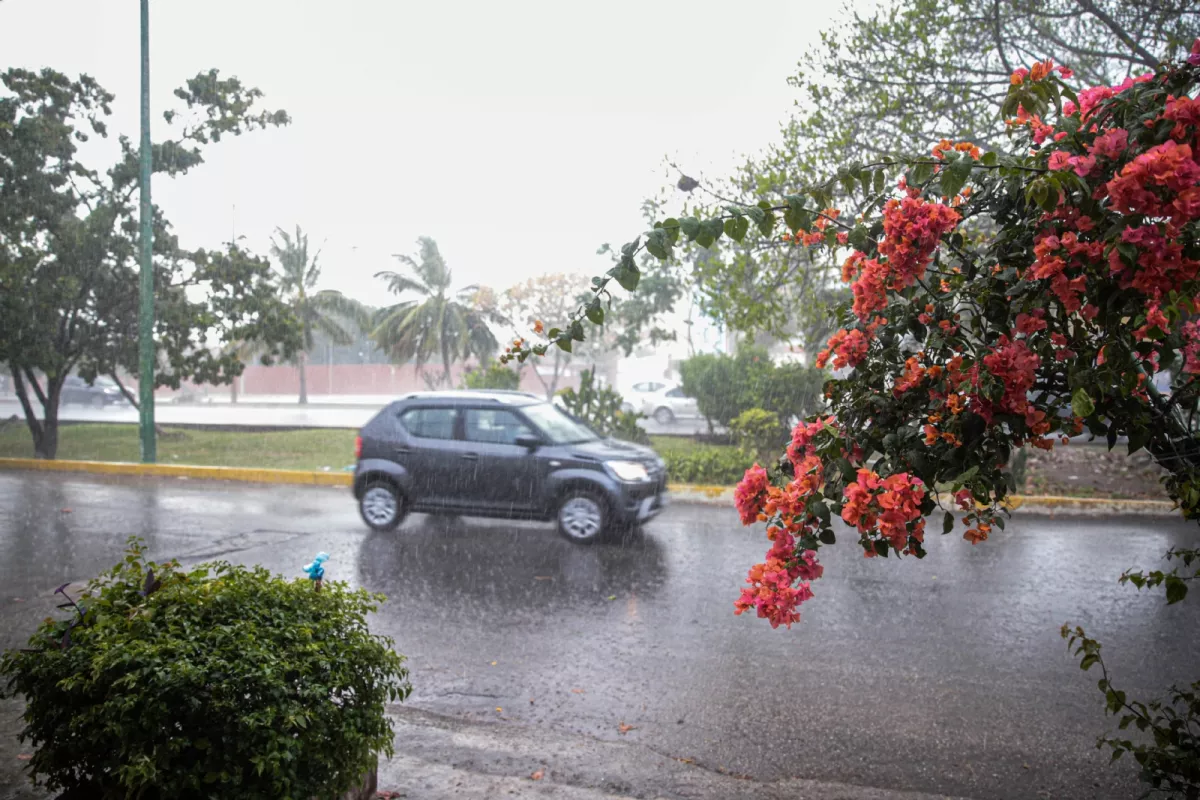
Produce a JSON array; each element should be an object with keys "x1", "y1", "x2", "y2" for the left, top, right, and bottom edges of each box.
[{"x1": 0, "y1": 471, "x2": 1196, "y2": 799}]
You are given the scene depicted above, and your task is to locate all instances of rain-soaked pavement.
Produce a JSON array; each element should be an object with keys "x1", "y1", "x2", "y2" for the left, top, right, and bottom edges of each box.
[{"x1": 0, "y1": 471, "x2": 1197, "y2": 799}]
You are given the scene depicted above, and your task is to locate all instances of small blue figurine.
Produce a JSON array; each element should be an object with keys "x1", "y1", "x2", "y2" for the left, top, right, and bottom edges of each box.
[{"x1": 303, "y1": 552, "x2": 329, "y2": 591}]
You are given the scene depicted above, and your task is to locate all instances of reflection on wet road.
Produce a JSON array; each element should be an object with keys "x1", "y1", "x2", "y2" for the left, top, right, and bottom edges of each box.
[{"x1": 0, "y1": 471, "x2": 1197, "y2": 799}]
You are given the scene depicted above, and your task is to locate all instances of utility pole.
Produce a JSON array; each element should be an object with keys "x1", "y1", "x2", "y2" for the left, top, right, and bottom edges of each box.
[{"x1": 138, "y1": 0, "x2": 156, "y2": 462}]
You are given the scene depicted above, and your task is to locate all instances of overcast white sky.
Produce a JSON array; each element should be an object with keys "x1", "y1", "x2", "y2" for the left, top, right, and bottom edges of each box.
[{"x1": 1, "y1": 0, "x2": 844, "y2": 306}]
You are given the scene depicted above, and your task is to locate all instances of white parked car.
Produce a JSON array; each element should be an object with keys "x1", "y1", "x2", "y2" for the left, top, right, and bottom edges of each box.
[{"x1": 622, "y1": 381, "x2": 700, "y2": 425}]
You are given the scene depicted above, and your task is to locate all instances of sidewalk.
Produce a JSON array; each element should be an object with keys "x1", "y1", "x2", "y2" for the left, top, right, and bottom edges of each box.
[{"x1": 379, "y1": 706, "x2": 976, "y2": 800}]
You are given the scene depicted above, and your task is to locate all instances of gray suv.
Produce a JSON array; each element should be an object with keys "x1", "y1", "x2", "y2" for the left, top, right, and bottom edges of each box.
[{"x1": 352, "y1": 391, "x2": 668, "y2": 543}]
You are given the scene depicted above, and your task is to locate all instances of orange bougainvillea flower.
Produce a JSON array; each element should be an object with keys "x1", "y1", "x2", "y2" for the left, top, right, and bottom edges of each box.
[{"x1": 533, "y1": 320, "x2": 544, "y2": 335}]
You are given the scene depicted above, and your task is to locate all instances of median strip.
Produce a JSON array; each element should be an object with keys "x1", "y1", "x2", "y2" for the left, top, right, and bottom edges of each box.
[{"x1": 0, "y1": 457, "x2": 1180, "y2": 516}]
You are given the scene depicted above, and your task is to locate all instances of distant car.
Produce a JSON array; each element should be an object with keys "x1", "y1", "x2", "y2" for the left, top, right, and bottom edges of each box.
[
  {"x1": 352, "y1": 390, "x2": 668, "y2": 543},
  {"x1": 621, "y1": 381, "x2": 700, "y2": 425},
  {"x1": 60, "y1": 376, "x2": 126, "y2": 407}
]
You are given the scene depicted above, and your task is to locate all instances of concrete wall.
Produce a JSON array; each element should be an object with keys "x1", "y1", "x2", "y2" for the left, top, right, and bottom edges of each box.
[{"x1": 229, "y1": 362, "x2": 580, "y2": 398}]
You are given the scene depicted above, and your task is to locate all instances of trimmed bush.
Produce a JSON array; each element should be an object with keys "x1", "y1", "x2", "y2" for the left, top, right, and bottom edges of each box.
[
  {"x1": 729, "y1": 407, "x2": 786, "y2": 465},
  {"x1": 0, "y1": 539, "x2": 411, "y2": 799},
  {"x1": 462, "y1": 363, "x2": 522, "y2": 390},
  {"x1": 661, "y1": 446, "x2": 753, "y2": 485}
]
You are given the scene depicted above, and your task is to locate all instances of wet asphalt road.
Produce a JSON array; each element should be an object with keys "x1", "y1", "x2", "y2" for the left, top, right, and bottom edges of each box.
[{"x1": 0, "y1": 472, "x2": 1197, "y2": 799}]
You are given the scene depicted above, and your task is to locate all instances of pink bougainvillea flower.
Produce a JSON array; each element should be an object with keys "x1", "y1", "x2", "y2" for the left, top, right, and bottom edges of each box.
[{"x1": 734, "y1": 464, "x2": 770, "y2": 525}]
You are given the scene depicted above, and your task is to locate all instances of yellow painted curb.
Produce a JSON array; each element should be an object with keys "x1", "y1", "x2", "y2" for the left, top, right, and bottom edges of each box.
[
  {"x1": 0, "y1": 458, "x2": 352, "y2": 487},
  {"x1": 0, "y1": 462, "x2": 1179, "y2": 514}
]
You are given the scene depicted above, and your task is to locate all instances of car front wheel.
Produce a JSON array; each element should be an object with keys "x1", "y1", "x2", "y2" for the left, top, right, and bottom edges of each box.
[
  {"x1": 557, "y1": 492, "x2": 607, "y2": 544},
  {"x1": 359, "y1": 481, "x2": 405, "y2": 531},
  {"x1": 653, "y1": 406, "x2": 675, "y2": 425}
]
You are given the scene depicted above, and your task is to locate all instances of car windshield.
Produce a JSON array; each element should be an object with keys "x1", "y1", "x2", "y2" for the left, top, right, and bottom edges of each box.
[{"x1": 520, "y1": 402, "x2": 599, "y2": 445}]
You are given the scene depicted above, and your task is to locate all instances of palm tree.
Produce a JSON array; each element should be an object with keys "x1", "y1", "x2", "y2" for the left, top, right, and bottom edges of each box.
[
  {"x1": 372, "y1": 237, "x2": 500, "y2": 387},
  {"x1": 271, "y1": 226, "x2": 367, "y2": 404}
]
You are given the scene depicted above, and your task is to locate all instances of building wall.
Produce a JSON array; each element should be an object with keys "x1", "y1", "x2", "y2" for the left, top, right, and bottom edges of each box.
[{"x1": 226, "y1": 362, "x2": 580, "y2": 398}]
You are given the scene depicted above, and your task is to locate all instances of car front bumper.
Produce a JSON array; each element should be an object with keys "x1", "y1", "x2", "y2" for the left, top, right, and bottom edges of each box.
[{"x1": 611, "y1": 475, "x2": 668, "y2": 524}]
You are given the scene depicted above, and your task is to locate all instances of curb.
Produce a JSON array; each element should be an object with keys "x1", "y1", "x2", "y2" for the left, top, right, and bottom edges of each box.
[
  {"x1": 0, "y1": 457, "x2": 351, "y2": 487},
  {"x1": 0, "y1": 458, "x2": 1180, "y2": 516}
]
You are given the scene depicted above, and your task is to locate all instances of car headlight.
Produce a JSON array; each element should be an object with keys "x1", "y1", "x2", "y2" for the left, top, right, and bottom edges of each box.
[{"x1": 606, "y1": 460, "x2": 649, "y2": 482}]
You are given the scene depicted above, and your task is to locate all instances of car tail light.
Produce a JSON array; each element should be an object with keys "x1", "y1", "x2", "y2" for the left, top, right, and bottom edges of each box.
[{"x1": 354, "y1": 435, "x2": 363, "y2": 459}]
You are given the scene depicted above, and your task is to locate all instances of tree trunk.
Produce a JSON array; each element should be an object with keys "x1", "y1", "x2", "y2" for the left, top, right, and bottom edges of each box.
[
  {"x1": 230, "y1": 376, "x2": 238, "y2": 404},
  {"x1": 11, "y1": 367, "x2": 61, "y2": 460},
  {"x1": 298, "y1": 351, "x2": 308, "y2": 405}
]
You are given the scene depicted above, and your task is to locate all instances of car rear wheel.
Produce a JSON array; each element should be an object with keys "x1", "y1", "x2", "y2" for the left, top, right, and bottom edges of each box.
[
  {"x1": 359, "y1": 481, "x2": 405, "y2": 531},
  {"x1": 557, "y1": 492, "x2": 607, "y2": 544},
  {"x1": 653, "y1": 406, "x2": 675, "y2": 425}
]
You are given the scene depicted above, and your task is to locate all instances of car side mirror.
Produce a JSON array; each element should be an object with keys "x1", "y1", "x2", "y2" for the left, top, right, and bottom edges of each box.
[{"x1": 515, "y1": 434, "x2": 542, "y2": 450}]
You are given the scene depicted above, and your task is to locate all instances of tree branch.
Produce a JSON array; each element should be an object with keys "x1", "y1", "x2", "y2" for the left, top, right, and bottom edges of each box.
[{"x1": 1072, "y1": 0, "x2": 1162, "y2": 66}]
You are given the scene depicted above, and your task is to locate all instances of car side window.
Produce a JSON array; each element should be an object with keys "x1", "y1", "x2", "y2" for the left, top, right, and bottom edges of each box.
[
  {"x1": 398, "y1": 407, "x2": 456, "y2": 440},
  {"x1": 665, "y1": 387, "x2": 685, "y2": 398},
  {"x1": 463, "y1": 408, "x2": 532, "y2": 445},
  {"x1": 632, "y1": 382, "x2": 651, "y2": 392}
]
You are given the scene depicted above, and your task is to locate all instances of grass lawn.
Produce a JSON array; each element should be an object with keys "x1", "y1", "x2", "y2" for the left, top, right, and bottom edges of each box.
[
  {"x1": 0, "y1": 423, "x2": 357, "y2": 472},
  {"x1": 647, "y1": 435, "x2": 737, "y2": 458}
]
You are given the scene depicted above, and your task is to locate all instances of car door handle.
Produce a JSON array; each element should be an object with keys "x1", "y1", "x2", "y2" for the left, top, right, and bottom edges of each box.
[
  {"x1": 460, "y1": 452, "x2": 479, "y2": 461},
  {"x1": 393, "y1": 446, "x2": 411, "y2": 455}
]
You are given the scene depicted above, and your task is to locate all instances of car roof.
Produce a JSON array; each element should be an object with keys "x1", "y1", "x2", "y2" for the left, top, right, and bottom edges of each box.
[{"x1": 396, "y1": 390, "x2": 543, "y2": 407}]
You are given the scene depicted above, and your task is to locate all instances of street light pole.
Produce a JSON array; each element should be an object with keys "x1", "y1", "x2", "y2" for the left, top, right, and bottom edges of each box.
[{"x1": 137, "y1": 0, "x2": 156, "y2": 462}]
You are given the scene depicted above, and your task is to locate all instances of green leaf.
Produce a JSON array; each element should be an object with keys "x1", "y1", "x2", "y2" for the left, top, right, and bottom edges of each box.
[
  {"x1": 607, "y1": 255, "x2": 640, "y2": 291},
  {"x1": 747, "y1": 206, "x2": 775, "y2": 236},
  {"x1": 953, "y1": 465, "x2": 979, "y2": 486},
  {"x1": 873, "y1": 539, "x2": 890, "y2": 557},
  {"x1": 695, "y1": 218, "x2": 724, "y2": 249},
  {"x1": 939, "y1": 154, "x2": 973, "y2": 197},
  {"x1": 658, "y1": 218, "x2": 680, "y2": 245},
  {"x1": 1071, "y1": 388, "x2": 1095, "y2": 418},
  {"x1": 570, "y1": 320, "x2": 585, "y2": 341},
  {"x1": 679, "y1": 217, "x2": 701, "y2": 241},
  {"x1": 1080, "y1": 653, "x2": 1099, "y2": 671},
  {"x1": 645, "y1": 228, "x2": 673, "y2": 260},
  {"x1": 847, "y1": 225, "x2": 869, "y2": 251},
  {"x1": 943, "y1": 511, "x2": 955, "y2": 534},
  {"x1": 873, "y1": 169, "x2": 885, "y2": 194},
  {"x1": 556, "y1": 335, "x2": 573, "y2": 353},
  {"x1": 1165, "y1": 575, "x2": 1188, "y2": 605},
  {"x1": 784, "y1": 196, "x2": 812, "y2": 233},
  {"x1": 585, "y1": 300, "x2": 604, "y2": 324},
  {"x1": 724, "y1": 216, "x2": 750, "y2": 243},
  {"x1": 818, "y1": 529, "x2": 836, "y2": 545},
  {"x1": 909, "y1": 160, "x2": 934, "y2": 186}
]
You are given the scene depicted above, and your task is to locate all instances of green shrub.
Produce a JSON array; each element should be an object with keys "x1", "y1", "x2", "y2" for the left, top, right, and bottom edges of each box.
[
  {"x1": 680, "y1": 346, "x2": 825, "y2": 430},
  {"x1": 661, "y1": 445, "x2": 753, "y2": 485},
  {"x1": 557, "y1": 368, "x2": 649, "y2": 444},
  {"x1": 729, "y1": 407, "x2": 786, "y2": 465},
  {"x1": 0, "y1": 539, "x2": 411, "y2": 799},
  {"x1": 463, "y1": 363, "x2": 521, "y2": 391}
]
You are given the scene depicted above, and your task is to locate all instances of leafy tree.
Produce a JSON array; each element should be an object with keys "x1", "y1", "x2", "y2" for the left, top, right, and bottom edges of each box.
[
  {"x1": 680, "y1": 346, "x2": 825, "y2": 430},
  {"x1": 646, "y1": 0, "x2": 1198, "y2": 350},
  {"x1": 270, "y1": 226, "x2": 367, "y2": 404},
  {"x1": 0, "y1": 67, "x2": 297, "y2": 458},
  {"x1": 371, "y1": 237, "x2": 500, "y2": 388},
  {"x1": 510, "y1": 42, "x2": 1200, "y2": 793}
]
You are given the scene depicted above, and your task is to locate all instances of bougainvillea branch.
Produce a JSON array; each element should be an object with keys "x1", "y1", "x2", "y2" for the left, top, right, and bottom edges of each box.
[{"x1": 513, "y1": 44, "x2": 1200, "y2": 636}]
